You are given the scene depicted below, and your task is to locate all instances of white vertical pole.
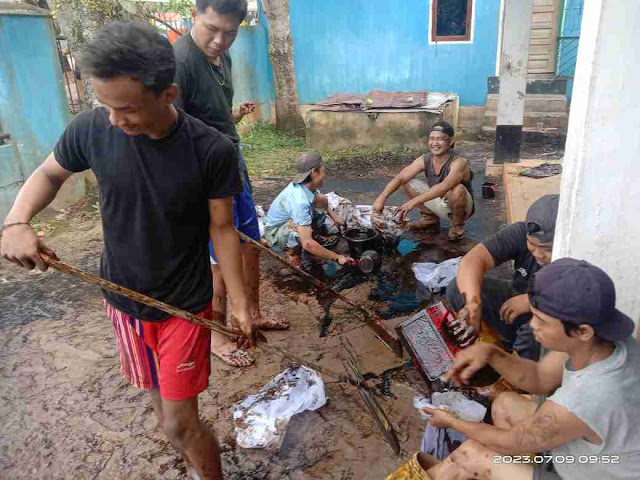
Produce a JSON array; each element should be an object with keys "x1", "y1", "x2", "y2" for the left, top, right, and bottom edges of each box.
[
  {"x1": 553, "y1": 0, "x2": 640, "y2": 329},
  {"x1": 494, "y1": 0, "x2": 534, "y2": 163}
]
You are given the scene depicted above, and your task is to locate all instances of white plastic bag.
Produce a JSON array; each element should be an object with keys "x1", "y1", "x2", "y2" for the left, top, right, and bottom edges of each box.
[
  {"x1": 412, "y1": 257, "x2": 462, "y2": 292},
  {"x1": 414, "y1": 392, "x2": 486, "y2": 460},
  {"x1": 255, "y1": 205, "x2": 266, "y2": 237},
  {"x1": 430, "y1": 392, "x2": 486, "y2": 422},
  {"x1": 233, "y1": 366, "x2": 327, "y2": 450}
]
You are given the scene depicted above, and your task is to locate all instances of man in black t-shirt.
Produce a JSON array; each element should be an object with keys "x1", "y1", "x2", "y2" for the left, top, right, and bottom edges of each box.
[
  {"x1": 1, "y1": 21, "x2": 250, "y2": 479},
  {"x1": 445, "y1": 194, "x2": 560, "y2": 359},
  {"x1": 174, "y1": 0, "x2": 289, "y2": 368}
]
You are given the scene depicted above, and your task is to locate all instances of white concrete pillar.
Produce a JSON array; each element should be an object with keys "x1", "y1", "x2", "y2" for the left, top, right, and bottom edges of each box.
[
  {"x1": 553, "y1": 0, "x2": 640, "y2": 328},
  {"x1": 494, "y1": 0, "x2": 534, "y2": 163}
]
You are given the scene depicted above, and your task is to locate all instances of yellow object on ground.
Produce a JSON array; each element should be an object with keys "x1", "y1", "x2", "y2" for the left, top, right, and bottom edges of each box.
[{"x1": 386, "y1": 453, "x2": 438, "y2": 480}]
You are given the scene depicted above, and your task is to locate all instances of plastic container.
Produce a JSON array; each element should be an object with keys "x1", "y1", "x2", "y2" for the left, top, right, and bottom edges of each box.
[{"x1": 358, "y1": 250, "x2": 381, "y2": 274}]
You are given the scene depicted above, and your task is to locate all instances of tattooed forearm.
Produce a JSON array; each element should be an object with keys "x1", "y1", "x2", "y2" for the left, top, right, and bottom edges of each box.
[{"x1": 514, "y1": 411, "x2": 561, "y2": 452}]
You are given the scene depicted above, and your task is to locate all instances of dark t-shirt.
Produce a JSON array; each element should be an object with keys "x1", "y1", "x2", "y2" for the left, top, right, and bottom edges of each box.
[
  {"x1": 173, "y1": 33, "x2": 239, "y2": 146},
  {"x1": 54, "y1": 107, "x2": 241, "y2": 321},
  {"x1": 483, "y1": 222, "x2": 541, "y2": 294}
]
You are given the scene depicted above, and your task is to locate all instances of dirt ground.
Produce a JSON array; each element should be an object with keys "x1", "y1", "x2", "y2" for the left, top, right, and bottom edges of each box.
[
  {"x1": 0, "y1": 139, "x2": 539, "y2": 479},
  {"x1": 0, "y1": 211, "x2": 429, "y2": 480}
]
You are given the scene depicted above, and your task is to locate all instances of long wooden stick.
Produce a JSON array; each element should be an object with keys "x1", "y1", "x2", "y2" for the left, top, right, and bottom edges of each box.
[
  {"x1": 40, "y1": 254, "x2": 375, "y2": 392},
  {"x1": 42, "y1": 254, "x2": 241, "y2": 340},
  {"x1": 237, "y1": 231, "x2": 373, "y2": 321}
]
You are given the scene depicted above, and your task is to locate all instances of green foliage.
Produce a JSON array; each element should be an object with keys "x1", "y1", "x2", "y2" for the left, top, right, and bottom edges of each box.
[
  {"x1": 241, "y1": 122, "x2": 421, "y2": 178},
  {"x1": 241, "y1": 123, "x2": 307, "y2": 177}
]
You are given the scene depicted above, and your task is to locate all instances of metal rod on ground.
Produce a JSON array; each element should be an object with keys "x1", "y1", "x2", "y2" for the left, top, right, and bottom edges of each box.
[
  {"x1": 39, "y1": 254, "x2": 376, "y2": 393},
  {"x1": 237, "y1": 230, "x2": 373, "y2": 321}
]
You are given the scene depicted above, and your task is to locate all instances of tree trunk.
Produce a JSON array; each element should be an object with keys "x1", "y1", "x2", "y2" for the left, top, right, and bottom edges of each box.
[
  {"x1": 54, "y1": 0, "x2": 150, "y2": 110},
  {"x1": 261, "y1": 0, "x2": 305, "y2": 134}
]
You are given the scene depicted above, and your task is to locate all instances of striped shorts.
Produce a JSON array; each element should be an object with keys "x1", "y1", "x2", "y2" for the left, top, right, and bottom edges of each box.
[{"x1": 106, "y1": 301, "x2": 213, "y2": 401}]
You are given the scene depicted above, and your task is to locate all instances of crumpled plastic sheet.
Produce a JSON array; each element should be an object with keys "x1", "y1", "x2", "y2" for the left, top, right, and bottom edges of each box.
[
  {"x1": 233, "y1": 365, "x2": 327, "y2": 450},
  {"x1": 414, "y1": 392, "x2": 486, "y2": 460},
  {"x1": 414, "y1": 392, "x2": 486, "y2": 422},
  {"x1": 325, "y1": 192, "x2": 372, "y2": 229},
  {"x1": 520, "y1": 163, "x2": 563, "y2": 178},
  {"x1": 411, "y1": 257, "x2": 462, "y2": 292},
  {"x1": 371, "y1": 207, "x2": 407, "y2": 237},
  {"x1": 325, "y1": 192, "x2": 408, "y2": 236}
]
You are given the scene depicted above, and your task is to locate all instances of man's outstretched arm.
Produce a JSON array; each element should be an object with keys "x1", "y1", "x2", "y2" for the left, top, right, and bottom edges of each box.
[
  {"x1": 297, "y1": 225, "x2": 353, "y2": 265},
  {"x1": 2, "y1": 153, "x2": 73, "y2": 270},
  {"x1": 399, "y1": 157, "x2": 467, "y2": 213},
  {"x1": 373, "y1": 157, "x2": 424, "y2": 212},
  {"x1": 453, "y1": 243, "x2": 495, "y2": 332},
  {"x1": 208, "y1": 197, "x2": 253, "y2": 341},
  {"x1": 443, "y1": 342, "x2": 566, "y2": 394},
  {"x1": 425, "y1": 399, "x2": 597, "y2": 455}
]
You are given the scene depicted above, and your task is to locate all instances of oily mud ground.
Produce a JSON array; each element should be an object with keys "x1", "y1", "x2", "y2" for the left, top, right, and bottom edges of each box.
[
  {"x1": 0, "y1": 212, "x2": 425, "y2": 480},
  {"x1": 0, "y1": 140, "x2": 521, "y2": 479}
]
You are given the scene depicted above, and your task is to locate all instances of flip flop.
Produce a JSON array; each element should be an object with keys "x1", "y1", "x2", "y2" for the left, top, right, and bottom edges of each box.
[
  {"x1": 254, "y1": 312, "x2": 290, "y2": 331},
  {"x1": 211, "y1": 348, "x2": 255, "y2": 367}
]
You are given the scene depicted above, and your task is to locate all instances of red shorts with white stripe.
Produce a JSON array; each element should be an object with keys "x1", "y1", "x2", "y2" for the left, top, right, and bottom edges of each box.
[{"x1": 106, "y1": 301, "x2": 213, "y2": 401}]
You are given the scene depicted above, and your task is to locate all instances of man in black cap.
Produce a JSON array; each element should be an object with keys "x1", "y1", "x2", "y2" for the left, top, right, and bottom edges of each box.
[
  {"x1": 414, "y1": 258, "x2": 640, "y2": 480},
  {"x1": 264, "y1": 152, "x2": 354, "y2": 266},
  {"x1": 373, "y1": 121, "x2": 474, "y2": 241},
  {"x1": 446, "y1": 194, "x2": 560, "y2": 360}
]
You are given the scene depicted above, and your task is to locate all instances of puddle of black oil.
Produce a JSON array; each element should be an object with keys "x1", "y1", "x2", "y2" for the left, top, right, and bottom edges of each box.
[{"x1": 269, "y1": 233, "x2": 460, "y2": 334}]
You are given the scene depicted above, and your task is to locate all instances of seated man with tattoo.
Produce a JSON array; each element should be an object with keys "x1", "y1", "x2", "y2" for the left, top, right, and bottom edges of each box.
[{"x1": 390, "y1": 258, "x2": 640, "y2": 480}]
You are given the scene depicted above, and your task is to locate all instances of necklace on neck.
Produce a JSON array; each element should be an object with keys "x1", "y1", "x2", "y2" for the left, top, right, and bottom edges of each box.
[
  {"x1": 207, "y1": 59, "x2": 225, "y2": 87},
  {"x1": 191, "y1": 28, "x2": 225, "y2": 86}
]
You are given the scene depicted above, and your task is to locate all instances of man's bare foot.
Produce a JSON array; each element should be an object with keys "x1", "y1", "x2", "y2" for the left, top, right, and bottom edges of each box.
[{"x1": 211, "y1": 336, "x2": 254, "y2": 367}]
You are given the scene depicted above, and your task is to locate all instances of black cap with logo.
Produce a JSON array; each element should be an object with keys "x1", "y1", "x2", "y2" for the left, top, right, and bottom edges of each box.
[{"x1": 529, "y1": 258, "x2": 635, "y2": 342}]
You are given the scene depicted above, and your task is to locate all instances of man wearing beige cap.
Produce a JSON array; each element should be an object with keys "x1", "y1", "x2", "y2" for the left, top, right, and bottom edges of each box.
[{"x1": 264, "y1": 152, "x2": 354, "y2": 267}]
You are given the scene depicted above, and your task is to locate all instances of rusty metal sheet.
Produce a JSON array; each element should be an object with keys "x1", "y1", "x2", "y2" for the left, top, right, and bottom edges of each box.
[
  {"x1": 365, "y1": 90, "x2": 429, "y2": 109},
  {"x1": 313, "y1": 90, "x2": 430, "y2": 111}
]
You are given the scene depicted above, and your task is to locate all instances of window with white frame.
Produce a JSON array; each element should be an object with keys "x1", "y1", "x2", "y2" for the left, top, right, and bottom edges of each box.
[{"x1": 431, "y1": 0, "x2": 473, "y2": 42}]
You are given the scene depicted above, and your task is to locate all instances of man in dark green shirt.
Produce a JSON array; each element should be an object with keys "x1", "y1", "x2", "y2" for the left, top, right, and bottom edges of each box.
[{"x1": 174, "y1": 0, "x2": 289, "y2": 368}]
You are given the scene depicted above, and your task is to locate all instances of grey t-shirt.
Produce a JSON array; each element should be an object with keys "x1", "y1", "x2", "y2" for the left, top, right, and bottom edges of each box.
[{"x1": 549, "y1": 337, "x2": 640, "y2": 479}]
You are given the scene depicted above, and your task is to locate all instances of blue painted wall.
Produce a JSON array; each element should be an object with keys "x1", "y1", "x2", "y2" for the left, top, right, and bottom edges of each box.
[
  {"x1": 288, "y1": 0, "x2": 501, "y2": 106},
  {"x1": 229, "y1": 3, "x2": 275, "y2": 120},
  {"x1": 557, "y1": 0, "x2": 583, "y2": 101},
  {"x1": 0, "y1": 10, "x2": 71, "y2": 219}
]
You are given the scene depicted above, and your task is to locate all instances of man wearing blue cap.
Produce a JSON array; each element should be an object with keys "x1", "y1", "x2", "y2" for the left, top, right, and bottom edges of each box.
[
  {"x1": 446, "y1": 194, "x2": 560, "y2": 360},
  {"x1": 399, "y1": 258, "x2": 640, "y2": 480}
]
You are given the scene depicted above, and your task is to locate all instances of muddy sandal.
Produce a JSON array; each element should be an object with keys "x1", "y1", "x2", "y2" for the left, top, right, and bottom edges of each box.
[{"x1": 211, "y1": 348, "x2": 255, "y2": 367}]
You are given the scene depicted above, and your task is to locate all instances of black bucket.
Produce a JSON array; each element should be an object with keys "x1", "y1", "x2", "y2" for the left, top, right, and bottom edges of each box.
[{"x1": 343, "y1": 227, "x2": 380, "y2": 259}]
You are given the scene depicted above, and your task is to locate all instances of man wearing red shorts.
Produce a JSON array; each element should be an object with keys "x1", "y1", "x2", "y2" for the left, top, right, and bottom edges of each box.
[{"x1": 0, "y1": 21, "x2": 250, "y2": 479}]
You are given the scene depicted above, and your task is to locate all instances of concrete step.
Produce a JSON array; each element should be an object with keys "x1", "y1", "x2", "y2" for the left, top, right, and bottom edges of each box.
[
  {"x1": 481, "y1": 126, "x2": 568, "y2": 145},
  {"x1": 485, "y1": 94, "x2": 568, "y2": 114},
  {"x1": 482, "y1": 111, "x2": 569, "y2": 129}
]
